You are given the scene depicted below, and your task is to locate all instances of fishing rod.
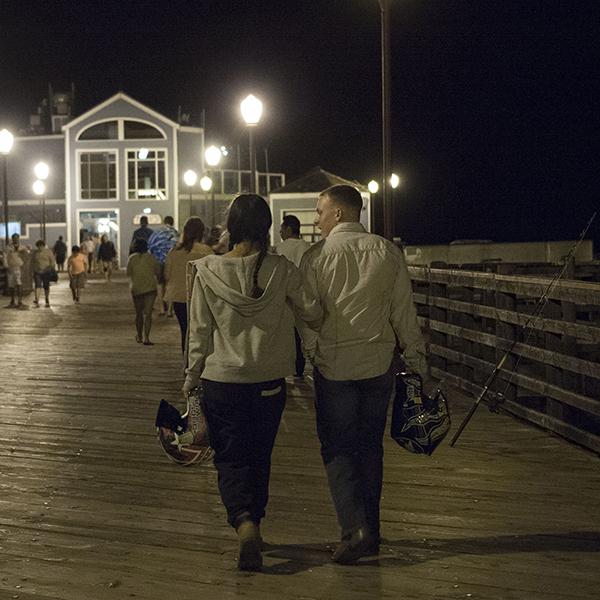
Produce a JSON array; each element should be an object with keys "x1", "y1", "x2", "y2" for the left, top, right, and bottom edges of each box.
[{"x1": 450, "y1": 211, "x2": 597, "y2": 447}]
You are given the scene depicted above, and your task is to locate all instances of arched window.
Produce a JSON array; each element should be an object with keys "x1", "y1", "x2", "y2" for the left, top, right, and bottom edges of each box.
[
  {"x1": 124, "y1": 120, "x2": 164, "y2": 139},
  {"x1": 79, "y1": 121, "x2": 119, "y2": 140}
]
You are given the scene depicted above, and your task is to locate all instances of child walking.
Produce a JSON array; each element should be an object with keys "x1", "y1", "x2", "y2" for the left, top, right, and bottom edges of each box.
[{"x1": 67, "y1": 245, "x2": 88, "y2": 303}]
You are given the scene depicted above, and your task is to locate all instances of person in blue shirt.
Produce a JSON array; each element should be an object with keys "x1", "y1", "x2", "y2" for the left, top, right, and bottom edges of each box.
[{"x1": 148, "y1": 215, "x2": 179, "y2": 316}]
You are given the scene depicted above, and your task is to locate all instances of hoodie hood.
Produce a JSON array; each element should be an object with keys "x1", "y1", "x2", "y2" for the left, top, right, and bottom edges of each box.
[{"x1": 195, "y1": 253, "x2": 289, "y2": 318}]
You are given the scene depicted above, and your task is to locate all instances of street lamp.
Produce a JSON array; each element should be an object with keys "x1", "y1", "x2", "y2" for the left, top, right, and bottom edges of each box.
[
  {"x1": 204, "y1": 145, "x2": 222, "y2": 227},
  {"x1": 183, "y1": 169, "x2": 197, "y2": 217},
  {"x1": 368, "y1": 180, "x2": 380, "y2": 194},
  {"x1": 390, "y1": 173, "x2": 401, "y2": 189},
  {"x1": 240, "y1": 94, "x2": 263, "y2": 193},
  {"x1": 34, "y1": 161, "x2": 50, "y2": 240},
  {"x1": 0, "y1": 128, "x2": 15, "y2": 244}
]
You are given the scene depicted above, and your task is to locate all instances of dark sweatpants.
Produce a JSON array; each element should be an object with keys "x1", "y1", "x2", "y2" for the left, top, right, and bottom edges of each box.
[{"x1": 201, "y1": 378, "x2": 286, "y2": 528}]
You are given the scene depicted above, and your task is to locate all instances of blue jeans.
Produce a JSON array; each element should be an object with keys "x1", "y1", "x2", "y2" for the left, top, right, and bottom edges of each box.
[{"x1": 314, "y1": 367, "x2": 394, "y2": 540}]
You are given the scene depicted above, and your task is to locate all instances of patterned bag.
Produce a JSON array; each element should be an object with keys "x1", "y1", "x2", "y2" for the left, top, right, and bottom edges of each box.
[
  {"x1": 155, "y1": 386, "x2": 213, "y2": 466},
  {"x1": 390, "y1": 372, "x2": 451, "y2": 455}
]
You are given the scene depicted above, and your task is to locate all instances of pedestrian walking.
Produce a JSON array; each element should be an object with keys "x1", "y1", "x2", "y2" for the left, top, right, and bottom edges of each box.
[
  {"x1": 182, "y1": 194, "x2": 321, "y2": 571},
  {"x1": 275, "y1": 214, "x2": 311, "y2": 379},
  {"x1": 32, "y1": 239, "x2": 56, "y2": 307},
  {"x1": 80, "y1": 236, "x2": 96, "y2": 274},
  {"x1": 67, "y1": 245, "x2": 88, "y2": 303},
  {"x1": 299, "y1": 184, "x2": 434, "y2": 564},
  {"x1": 52, "y1": 235, "x2": 67, "y2": 271},
  {"x1": 163, "y1": 216, "x2": 213, "y2": 352},
  {"x1": 2, "y1": 233, "x2": 29, "y2": 309},
  {"x1": 97, "y1": 234, "x2": 117, "y2": 281},
  {"x1": 126, "y1": 238, "x2": 160, "y2": 345},
  {"x1": 148, "y1": 215, "x2": 179, "y2": 316},
  {"x1": 129, "y1": 215, "x2": 153, "y2": 253}
]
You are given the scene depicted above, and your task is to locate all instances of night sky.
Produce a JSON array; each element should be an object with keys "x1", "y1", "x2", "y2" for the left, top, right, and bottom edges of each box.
[{"x1": 1, "y1": 1, "x2": 598, "y2": 247}]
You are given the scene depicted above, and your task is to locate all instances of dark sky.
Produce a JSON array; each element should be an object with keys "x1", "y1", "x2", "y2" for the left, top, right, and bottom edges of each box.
[{"x1": 1, "y1": 0, "x2": 598, "y2": 246}]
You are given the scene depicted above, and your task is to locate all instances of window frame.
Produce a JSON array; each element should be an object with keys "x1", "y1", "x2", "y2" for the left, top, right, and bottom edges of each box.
[
  {"x1": 125, "y1": 147, "x2": 169, "y2": 202},
  {"x1": 76, "y1": 117, "x2": 166, "y2": 141},
  {"x1": 76, "y1": 149, "x2": 119, "y2": 202}
]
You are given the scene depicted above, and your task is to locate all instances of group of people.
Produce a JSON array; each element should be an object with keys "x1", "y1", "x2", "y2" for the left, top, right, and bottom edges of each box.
[{"x1": 172, "y1": 185, "x2": 433, "y2": 571}]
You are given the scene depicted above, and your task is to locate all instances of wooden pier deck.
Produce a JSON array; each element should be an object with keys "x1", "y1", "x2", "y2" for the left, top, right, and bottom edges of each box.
[{"x1": 0, "y1": 273, "x2": 599, "y2": 600}]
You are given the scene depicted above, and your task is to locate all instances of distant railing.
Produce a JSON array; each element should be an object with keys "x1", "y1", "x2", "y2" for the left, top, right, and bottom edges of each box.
[{"x1": 409, "y1": 264, "x2": 600, "y2": 453}]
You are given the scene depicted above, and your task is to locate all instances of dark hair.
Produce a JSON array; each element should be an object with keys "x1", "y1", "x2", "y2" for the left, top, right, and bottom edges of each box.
[
  {"x1": 35, "y1": 239, "x2": 45, "y2": 248},
  {"x1": 164, "y1": 215, "x2": 174, "y2": 226},
  {"x1": 226, "y1": 194, "x2": 272, "y2": 298},
  {"x1": 133, "y1": 238, "x2": 148, "y2": 254},
  {"x1": 281, "y1": 214, "x2": 301, "y2": 236},
  {"x1": 72, "y1": 245, "x2": 80, "y2": 253},
  {"x1": 320, "y1": 184, "x2": 363, "y2": 218},
  {"x1": 58, "y1": 235, "x2": 63, "y2": 240},
  {"x1": 140, "y1": 216, "x2": 149, "y2": 226},
  {"x1": 178, "y1": 216, "x2": 205, "y2": 252}
]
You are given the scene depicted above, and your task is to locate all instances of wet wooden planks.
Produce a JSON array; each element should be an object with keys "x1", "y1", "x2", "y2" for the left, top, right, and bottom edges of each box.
[{"x1": 0, "y1": 273, "x2": 599, "y2": 600}]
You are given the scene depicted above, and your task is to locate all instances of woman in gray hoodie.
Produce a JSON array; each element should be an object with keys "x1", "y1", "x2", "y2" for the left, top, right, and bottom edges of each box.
[{"x1": 183, "y1": 194, "x2": 321, "y2": 571}]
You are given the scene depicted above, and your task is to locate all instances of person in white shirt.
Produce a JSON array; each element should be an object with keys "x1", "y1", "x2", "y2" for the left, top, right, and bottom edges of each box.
[
  {"x1": 275, "y1": 215, "x2": 311, "y2": 378},
  {"x1": 299, "y1": 184, "x2": 433, "y2": 564},
  {"x1": 2, "y1": 233, "x2": 29, "y2": 309},
  {"x1": 80, "y1": 236, "x2": 96, "y2": 274}
]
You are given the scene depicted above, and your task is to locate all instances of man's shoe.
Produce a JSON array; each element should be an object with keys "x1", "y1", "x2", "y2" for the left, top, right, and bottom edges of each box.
[
  {"x1": 332, "y1": 527, "x2": 375, "y2": 564},
  {"x1": 237, "y1": 520, "x2": 262, "y2": 571}
]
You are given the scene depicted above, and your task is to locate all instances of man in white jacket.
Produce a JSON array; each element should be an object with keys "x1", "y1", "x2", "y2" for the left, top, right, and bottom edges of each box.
[{"x1": 300, "y1": 184, "x2": 432, "y2": 564}]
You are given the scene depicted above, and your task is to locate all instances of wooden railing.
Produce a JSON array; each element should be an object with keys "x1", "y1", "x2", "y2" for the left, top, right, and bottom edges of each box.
[{"x1": 409, "y1": 265, "x2": 600, "y2": 453}]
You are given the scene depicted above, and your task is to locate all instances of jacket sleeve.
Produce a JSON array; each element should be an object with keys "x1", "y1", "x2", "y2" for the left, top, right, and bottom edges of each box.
[
  {"x1": 389, "y1": 249, "x2": 429, "y2": 380},
  {"x1": 286, "y1": 261, "x2": 322, "y2": 330},
  {"x1": 295, "y1": 250, "x2": 323, "y2": 359},
  {"x1": 184, "y1": 270, "x2": 214, "y2": 391}
]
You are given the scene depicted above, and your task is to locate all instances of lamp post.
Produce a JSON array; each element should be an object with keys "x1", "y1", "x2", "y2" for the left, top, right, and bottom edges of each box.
[
  {"x1": 183, "y1": 169, "x2": 197, "y2": 218},
  {"x1": 0, "y1": 128, "x2": 15, "y2": 245},
  {"x1": 240, "y1": 94, "x2": 263, "y2": 193},
  {"x1": 34, "y1": 161, "x2": 50, "y2": 240},
  {"x1": 33, "y1": 180, "x2": 46, "y2": 239},
  {"x1": 379, "y1": 0, "x2": 393, "y2": 239},
  {"x1": 200, "y1": 175, "x2": 213, "y2": 226},
  {"x1": 204, "y1": 145, "x2": 222, "y2": 227}
]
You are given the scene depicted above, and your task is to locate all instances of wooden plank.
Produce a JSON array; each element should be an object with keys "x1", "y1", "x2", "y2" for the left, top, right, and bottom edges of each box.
[
  {"x1": 409, "y1": 266, "x2": 600, "y2": 305},
  {"x1": 412, "y1": 292, "x2": 600, "y2": 343}
]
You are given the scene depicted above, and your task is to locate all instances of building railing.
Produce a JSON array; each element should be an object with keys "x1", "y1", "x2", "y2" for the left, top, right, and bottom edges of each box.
[{"x1": 409, "y1": 264, "x2": 600, "y2": 453}]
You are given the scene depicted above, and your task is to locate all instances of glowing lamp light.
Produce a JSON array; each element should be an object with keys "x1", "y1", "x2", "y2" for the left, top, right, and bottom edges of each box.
[
  {"x1": 205, "y1": 145, "x2": 222, "y2": 167},
  {"x1": 0, "y1": 129, "x2": 14, "y2": 154},
  {"x1": 200, "y1": 176, "x2": 213, "y2": 192},
  {"x1": 368, "y1": 180, "x2": 379, "y2": 194},
  {"x1": 143, "y1": 207, "x2": 152, "y2": 215},
  {"x1": 183, "y1": 169, "x2": 198, "y2": 187},
  {"x1": 240, "y1": 94, "x2": 263, "y2": 126},
  {"x1": 220, "y1": 146, "x2": 229, "y2": 157},
  {"x1": 390, "y1": 173, "x2": 401, "y2": 189},
  {"x1": 34, "y1": 161, "x2": 50, "y2": 180},
  {"x1": 32, "y1": 180, "x2": 46, "y2": 196},
  {"x1": 138, "y1": 148, "x2": 149, "y2": 160}
]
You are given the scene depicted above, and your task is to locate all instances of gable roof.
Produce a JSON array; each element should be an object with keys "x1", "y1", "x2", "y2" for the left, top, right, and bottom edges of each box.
[
  {"x1": 62, "y1": 92, "x2": 180, "y2": 131},
  {"x1": 271, "y1": 167, "x2": 368, "y2": 194}
]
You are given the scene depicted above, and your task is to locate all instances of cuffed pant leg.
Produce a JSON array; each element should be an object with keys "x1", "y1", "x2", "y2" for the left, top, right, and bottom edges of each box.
[{"x1": 314, "y1": 369, "x2": 366, "y2": 538}]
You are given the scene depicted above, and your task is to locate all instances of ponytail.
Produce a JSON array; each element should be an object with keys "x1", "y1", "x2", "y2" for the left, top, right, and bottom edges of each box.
[{"x1": 250, "y1": 242, "x2": 268, "y2": 298}]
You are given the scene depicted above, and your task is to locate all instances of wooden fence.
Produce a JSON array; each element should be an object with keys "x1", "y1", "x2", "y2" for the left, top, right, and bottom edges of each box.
[{"x1": 409, "y1": 264, "x2": 600, "y2": 454}]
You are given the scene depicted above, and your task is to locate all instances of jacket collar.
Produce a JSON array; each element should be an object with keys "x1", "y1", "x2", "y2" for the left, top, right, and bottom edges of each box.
[{"x1": 329, "y1": 222, "x2": 366, "y2": 236}]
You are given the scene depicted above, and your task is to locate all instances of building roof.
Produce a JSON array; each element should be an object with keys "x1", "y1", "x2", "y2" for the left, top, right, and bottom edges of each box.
[
  {"x1": 271, "y1": 167, "x2": 367, "y2": 194},
  {"x1": 62, "y1": 92, "x2": 180, "y2": 131}
]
